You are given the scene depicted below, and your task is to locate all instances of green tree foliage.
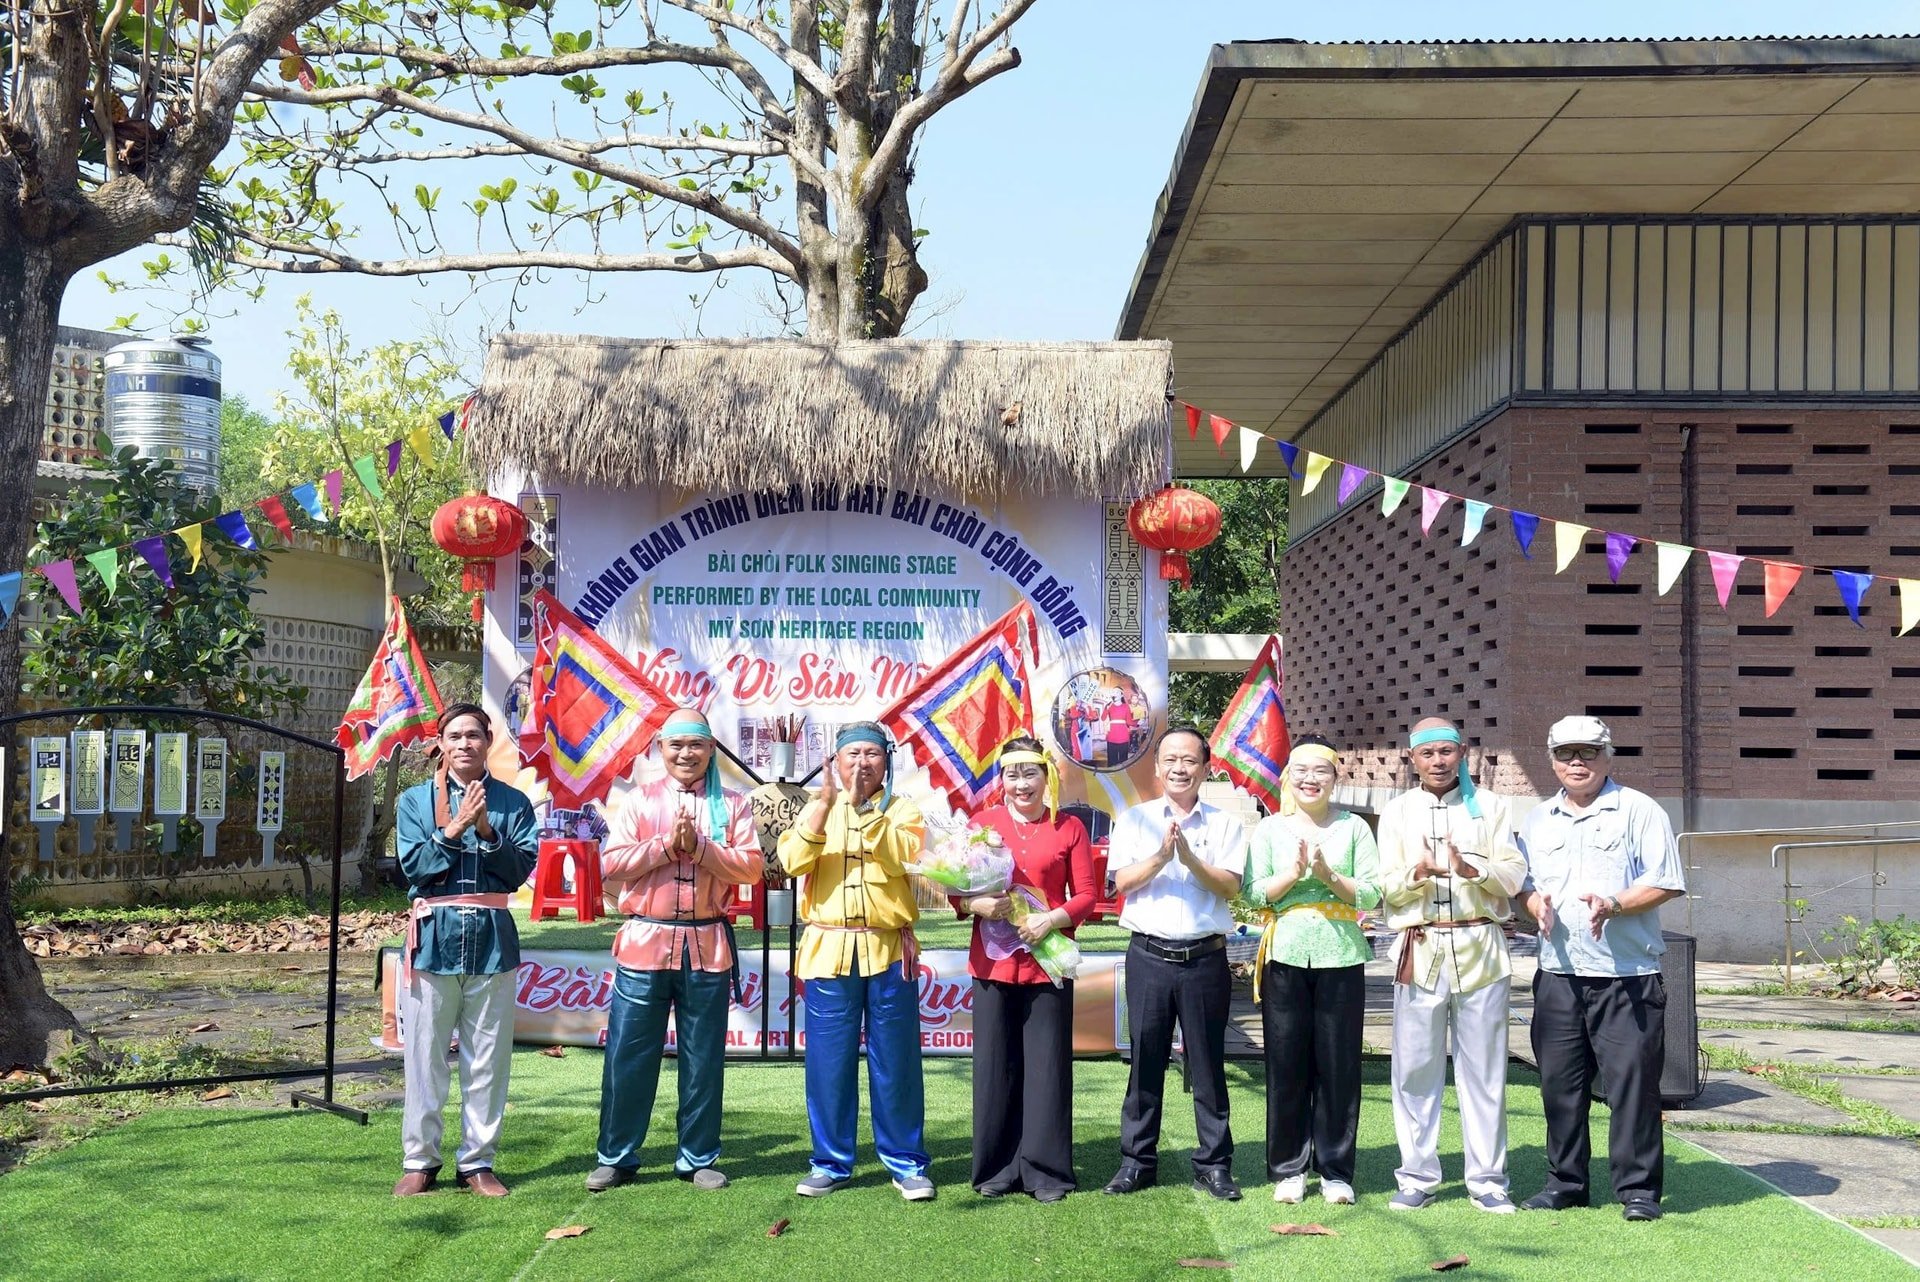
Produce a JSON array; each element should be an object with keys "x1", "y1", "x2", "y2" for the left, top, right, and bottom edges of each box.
[
  {"x1": 26, "y1": 443, "x2": 307, "y2": 722},
  {"x1": 218, "y1": 395, "x2": 280, "y2": 508},
  {"x1": 1166, "y1": 478, "x2": 1288, "y2": 732}
]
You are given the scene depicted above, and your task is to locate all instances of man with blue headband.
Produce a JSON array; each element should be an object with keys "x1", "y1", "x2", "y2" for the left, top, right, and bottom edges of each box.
[
  {"x1": 588, "y1": 707, "x2": 763, "y2": 1194},
  {"x1": 1376, "y1": 716, "x2": 1527, "y2": 1214},
  {"x1": 778, "y1": 721, "x2": 934, "y2": 1201}
]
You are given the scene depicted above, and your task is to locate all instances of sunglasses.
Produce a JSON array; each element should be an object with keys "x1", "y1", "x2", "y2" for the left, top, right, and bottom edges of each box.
[{"x1": 1552, "y1": 745, "x2": 1604, "y2": 763}]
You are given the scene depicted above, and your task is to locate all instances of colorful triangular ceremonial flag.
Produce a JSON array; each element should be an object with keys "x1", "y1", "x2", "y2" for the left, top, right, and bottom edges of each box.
[
  {"x1": 1553, "y1": 522, "x2": 1588, "y2": 573},
  {"x1": 1238, "y1": 427, "x2": 1260, "y2": 474},
  {"x1": 1300, "y1": 453, "x2": 1332, "y2": 495},
  {"x1": 174, "y1": 524, "x2": 204, "y2": 572},
  {"x1": 878, "y1": 601, "x2": 1041, "y2": 816},
  {"x1": 335, "y1": 597, "x2": 445, "y2": 781},
  {"x1": 1655, "y1": 543, "x2": 1692, "y2": 596},
  {"x1": 36, "y1": 560, "x2": 82, "y2": 614},
  {"x1": 1708, "y1": 551, "x2": 1744, "y2": 608},
  {"x1": 1605, "y1": 532, "x2": 1638, "y2": 584},
  {"x1": 1207, "y1": 634, "x2": 1291, "y2": 815},
  {"x1": 1183, "y1": 403, "x2": 1201, "y2": 440},
  {"x1": 1763, "y1": 561, "x2": 1804, "y2": 618},
  {"x1": 1833, "y1": 571, "x2": 1873, "y2": 627},
  {"x1": 385, "y1": 439, "x2": 404, "y2": 477},
  {"x1": 258, "y1": 496, "x2": 295, "y2": 543},
  {"x1": 1275, "y1": 440, "x2": 1301, "y2": 476},
  {"x1": 1899, "y1": 579, "x2": 1920, "y2": 637},
  {"x1": 1336, "y1": 463, "x2": 1367, "y2": 506},
  {"x1": 84, "y1": 548, "x2": 119, "y2": 598},
  {"x1": 438, "y1": 408, "x2": 458, "y2": 441},
  {"x1": 1381, "y1": 477, "x2": 1410, "y2": 517},
  {"x1": 1419, "y1": 487, "x2": 1450, "y2": 537},
  {"x1": 521, "y1": 589, "x2": 678, "y2": 810},
  {"x1": 0, "y1": 571, "x2": 20, "y2": 626},
  {"x1": 324, "y1": 469, "x2": 345, "y2": 513},
  {"x1": 132, "y1": 536, "x2": 174, "y2": 590},
  {"x1": 351, "y1": 455, "x2": 385, "y2": 501},
  {"x1": 1510, "y1": 510, "x2": 1539, "y2": 558},
  {"x1": 1461, "y1": 500, "x2": 1489, "y2": 547},
  {"x1": 1208, "y1": 414, "x2": 1233, "y2": 451},
  {"x1": 213, "y1": 510, "x2": 257, "y2": 550},
  {"x1": 408, "y1": 426, "x2": 435, "y2": 464},
  {"x1": 290, "y1": 482, "x2": 325, "y2": 523}
]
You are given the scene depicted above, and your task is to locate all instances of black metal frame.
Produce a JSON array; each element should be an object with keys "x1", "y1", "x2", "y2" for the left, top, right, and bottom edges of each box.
[{"x1": 2, "y1": 704, "x2": 366, "y2": 1123}]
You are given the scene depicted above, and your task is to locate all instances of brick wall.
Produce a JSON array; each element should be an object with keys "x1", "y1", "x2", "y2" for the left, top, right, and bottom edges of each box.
[{"x1": 1282, "y1": 404, "x2": 1920, "y2": 804}]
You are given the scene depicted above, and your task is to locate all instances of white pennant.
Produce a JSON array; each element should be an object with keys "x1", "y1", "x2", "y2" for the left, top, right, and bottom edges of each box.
[{"x1": 1238, "y1": 427, "x2": 1260, "y2": 474}]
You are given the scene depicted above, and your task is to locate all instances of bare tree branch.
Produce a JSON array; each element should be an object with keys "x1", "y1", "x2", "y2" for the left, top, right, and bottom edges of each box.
[
  {"x1": 660, "y1": 0, "x2": 837, "y2": 100},
  {"x1": 156, "y1": 229, "x2": 792, "y2": 277},
  {"x1": 287, "y1": 132, "x2": 791, "y2": 167}
]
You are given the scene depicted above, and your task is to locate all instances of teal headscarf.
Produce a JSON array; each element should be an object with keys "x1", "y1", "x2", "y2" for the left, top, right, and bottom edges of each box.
[
  {"x1": 660, "y1": 716, "x2": 727, "y2": 842},
  {"x1": 834, "y1": 722, "x2": 894, "y2": 813},
  {"x1": 1407, "y1": 725, "x2": 1483, "y2": 819}
]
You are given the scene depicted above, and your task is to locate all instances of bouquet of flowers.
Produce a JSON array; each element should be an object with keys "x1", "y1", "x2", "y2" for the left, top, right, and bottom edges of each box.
[
  {"x1": 1002, "y1": 887, "x2": 1084, "y2": 987},
  {"x1": 905, "y1": 823, "x2": 1013, "y2": 895}
]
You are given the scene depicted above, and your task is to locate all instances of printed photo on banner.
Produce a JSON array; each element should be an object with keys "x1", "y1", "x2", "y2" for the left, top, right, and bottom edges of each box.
[{"x1": 1052, "y1": 667, "x2": 1151, "y2": 773}]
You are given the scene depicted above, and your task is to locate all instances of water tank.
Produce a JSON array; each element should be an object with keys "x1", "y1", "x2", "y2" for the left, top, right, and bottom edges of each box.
[{"x1": 104, "y1": 336, "x2": 222, "y2": 495}]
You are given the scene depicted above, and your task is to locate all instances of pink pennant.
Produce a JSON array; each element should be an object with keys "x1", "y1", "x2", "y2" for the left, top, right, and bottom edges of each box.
[
  {"x1": 1706, "y1": 552, "x2": 1744, "y2": 608},
  {"x1": 36, "y1": 559, "x2": 83, "y2": 614},
  {"x1": 324, "y1": 469, "x2": 344, "y2": 513},
  {"x1": 1419, "y1": 487, "x2": 1451, "y2": 537},
  {"x1": 1183, "y1": 403, "x2": 1200, "y2": 440}
]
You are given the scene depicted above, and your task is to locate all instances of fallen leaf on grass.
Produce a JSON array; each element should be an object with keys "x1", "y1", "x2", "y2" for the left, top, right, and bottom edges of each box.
[
  {"x1": 539, "y1": 1045, "x2": 566, "y2": 1058},
  {"x1": 188, "y1": 1022, "x2": 220, "y2": 1033},
  {"x1": 544, "y1": 1225, "x2": 591, "y2": 1241},
  {"x1": 767, "y1": 1218, "x2": 790, "y2": 1238},
  {"x1": 1178, "y1": 1260, "x2": 1235, "y2": 1270},
  {"x1": 279, "y1": 965, "x2": 303, "y2": 972},
  {"x1": 1742, "y1": 1063, "x2": 1783, "y2": 1077},
  {"x1": 200, "y1": 1086, "x2": 234, "y2": 1101},
  {"x1": 1884, "y1": 989, "x2": 1918, "y2": 1003},
  {"x1": 1430, "y1": 1256, "x2": 1470, "y2": 1272},
  {"x1": 1270, "y1": 1223, "x2": 1337, "y2": 1236}
]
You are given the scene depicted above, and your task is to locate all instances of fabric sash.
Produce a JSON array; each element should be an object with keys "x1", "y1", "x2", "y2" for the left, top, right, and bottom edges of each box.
[
  {"x1": 809, "y1": 922, "x2": 919, "y2": 977},
  {"x1": 630, "y1": 914, "x2": 743, "y2": 1002},
  {"x1": 1393, "y1": 916, "x2": 1495, "y2": 986},
  {"x1": 1251, "y1": 901, "x2": 1359, "y2": 1004},
  {"x1": 402, "y1": 893, "x2": 512, "y2": 988}
]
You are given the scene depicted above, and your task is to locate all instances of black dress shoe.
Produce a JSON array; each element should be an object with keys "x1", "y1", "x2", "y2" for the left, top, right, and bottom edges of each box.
[
  {"x1": 1192, "y1": 1169, "x2": 1242, "y2": 1202},
  {"x1": 1103, "y1": 1167, "x2": 1156, "y2": 1195},
  {"x1": 975, "y1": 1182, "x2": 1015, "y2": 1198},
  {"x1": 1622, "y1": 1197, "x2": 1664, "y2": 1221},
  {"x1": 1520, "y1": 1189, "x2": 1590, "y2": 1211},
  {"x1": 1032, "y1": 1186, "x2": 1069, "y2": 1204}
]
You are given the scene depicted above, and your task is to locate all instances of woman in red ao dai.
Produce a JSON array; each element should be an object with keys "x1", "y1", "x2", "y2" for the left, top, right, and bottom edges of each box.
[{"x1": 958, "y1": 735, "x2": 1096, "y2": 1201}]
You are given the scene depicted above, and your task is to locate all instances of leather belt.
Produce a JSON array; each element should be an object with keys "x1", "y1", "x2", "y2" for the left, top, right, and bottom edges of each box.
[
  {"x1": 1130, "y1": 932, "x2": 1225, "y2": 963},
  {"x1": 1395, "y1": 916, "x2": 1494, "y2": 985},
  {"x1": 630, "y1": 914, "x2": 743, "y2": 1002}
]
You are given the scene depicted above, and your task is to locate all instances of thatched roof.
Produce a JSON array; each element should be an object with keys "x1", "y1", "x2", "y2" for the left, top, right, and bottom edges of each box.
[{"x1": 467, "y1": 336, "x2": 1174, "y2": 501}]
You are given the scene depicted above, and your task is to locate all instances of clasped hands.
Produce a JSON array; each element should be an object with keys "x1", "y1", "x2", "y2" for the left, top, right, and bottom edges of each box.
[
  {"x1": 441, "y1": 785, "x2": 493, "y2": 843},
  {"x1": 1263, "y1": 837, "x2": 1334, "y2": 901}
]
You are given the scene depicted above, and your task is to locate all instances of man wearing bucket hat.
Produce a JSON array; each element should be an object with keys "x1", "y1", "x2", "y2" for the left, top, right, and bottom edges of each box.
[
  {"x1": 778, "y1": 722, "x2": 935, "y2": 1201},
  {"x1": 1516, "y1": 715, "x2": 1686, "y2": 1222},
  {"x1": 588, "y1": 707, "x2": 763, "y2": 1194}
]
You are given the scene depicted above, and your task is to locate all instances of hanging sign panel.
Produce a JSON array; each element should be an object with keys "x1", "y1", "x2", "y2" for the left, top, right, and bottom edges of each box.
[
  {"x1": 255, "y1": 750, "x2": 285, "y2": 865},
  {"x1": 153, "y1": 732, "x2": 188, "y2": 853},
  {"x1": 30, "y1": 736, "x2": 67, "y2": 863},
  {"x1": 109, "y1": 729, "x2": 148, "y2": 849},
  {"x1": 70, "y1": 729, "x2": 107, "y2": 854},
  {"x1": 195, "y1": 737, "x2": 227, "y2": 859}
]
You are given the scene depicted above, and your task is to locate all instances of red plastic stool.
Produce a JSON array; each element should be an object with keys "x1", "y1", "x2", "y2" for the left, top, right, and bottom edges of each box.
[
  {"x1": 723, "y1": 880, "x2": 766, "y2": 932},
  {"x1": 529, "y1": 838, "x2": 603, "y2": 922}
]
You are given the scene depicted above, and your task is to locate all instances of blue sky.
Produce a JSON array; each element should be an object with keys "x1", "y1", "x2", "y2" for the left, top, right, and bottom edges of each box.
[{"x1": 60, "y1": 1, "x2": 1920, "y2": 405}]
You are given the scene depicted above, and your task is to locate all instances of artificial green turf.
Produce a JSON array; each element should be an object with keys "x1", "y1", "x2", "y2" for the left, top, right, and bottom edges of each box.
[{"x1": 0, "y1": 1053, "x2": 1906, "y2": 1281}]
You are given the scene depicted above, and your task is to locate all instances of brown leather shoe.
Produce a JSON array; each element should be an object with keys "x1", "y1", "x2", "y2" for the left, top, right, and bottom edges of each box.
[
  {"x1": 392, "y1": 1169, "x2": 439, "y2": 1197},
  {"x1": 457, "y1": 1168, "x2": 511, "y2": 1197}
]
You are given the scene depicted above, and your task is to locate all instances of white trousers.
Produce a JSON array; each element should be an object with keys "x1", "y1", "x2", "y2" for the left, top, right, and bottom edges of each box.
[
  {"x1": 399, "y1": 969, "x2": 517, "y2": 1173},
  {"x1": 1390, "y1": 967, "x2": 1510, "y2": 1197}
]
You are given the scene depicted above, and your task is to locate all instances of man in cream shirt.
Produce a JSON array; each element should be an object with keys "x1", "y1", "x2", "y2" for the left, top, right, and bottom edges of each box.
[{"x1": 1376, "y1": 717, "x2": 1528, "y2": 1214}]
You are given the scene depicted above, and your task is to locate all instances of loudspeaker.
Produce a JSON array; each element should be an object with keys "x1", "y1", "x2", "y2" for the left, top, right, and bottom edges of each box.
[{"x1": 1659, "y1": 930, "x2": 1704, "y2": 1107}]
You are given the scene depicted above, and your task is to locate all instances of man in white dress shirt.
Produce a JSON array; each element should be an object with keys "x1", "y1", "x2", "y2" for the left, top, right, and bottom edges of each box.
[{"x1": 1102, "y1": 726, "x2": 1250, "y2": 1202}]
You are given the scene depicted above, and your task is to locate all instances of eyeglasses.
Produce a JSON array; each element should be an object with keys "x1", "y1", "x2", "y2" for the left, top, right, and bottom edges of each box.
[{"x1": 1552, "y1": 745, "x2": 1604, "y2": 763}]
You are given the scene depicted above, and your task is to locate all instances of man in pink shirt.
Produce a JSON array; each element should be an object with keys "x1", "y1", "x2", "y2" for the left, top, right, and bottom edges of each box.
[{"x1": 587, "y1": 708, "x2": 763, "y2": 1192}]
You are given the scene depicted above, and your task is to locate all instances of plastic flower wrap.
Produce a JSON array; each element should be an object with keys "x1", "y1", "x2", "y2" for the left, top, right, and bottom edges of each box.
[
  {"x1": 998, "y1": 887, "x2": 1084, "y2": 987},
  {"x1": 905, "y1": 822, "x2": 1013, "y2": 895}
]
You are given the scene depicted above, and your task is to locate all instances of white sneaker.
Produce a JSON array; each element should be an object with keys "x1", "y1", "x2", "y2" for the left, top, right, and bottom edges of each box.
[
  {"x1": 1273, "y1": 1175, "x2": 1306, "y2": 1204},
  {"x1": 1322, "y1": 1180, "x2": 1355, "y2": 1205}
]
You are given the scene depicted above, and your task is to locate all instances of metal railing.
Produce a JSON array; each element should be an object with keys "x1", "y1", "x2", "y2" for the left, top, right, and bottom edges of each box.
[
  {"x1": 1674, "y1": 820, "x2": 1920, "y2": 938},
  {"x1": 1770, "y1": 835, "x2": 1920, "y2": 988}
]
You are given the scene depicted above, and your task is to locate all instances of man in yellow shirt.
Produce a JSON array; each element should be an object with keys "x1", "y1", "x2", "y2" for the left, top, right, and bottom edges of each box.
[
  {"x1": 1377, "y1": 718, "x2": 1527, "y2": 1214},
  {"x1": 777, "y1": 722, "x2": 933, "y2": 1201}
]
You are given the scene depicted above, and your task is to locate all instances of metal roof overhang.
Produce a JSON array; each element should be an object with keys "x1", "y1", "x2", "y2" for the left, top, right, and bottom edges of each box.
[{"x1": 1116, "y1": 37, "x2": 1920, "y2": 478}]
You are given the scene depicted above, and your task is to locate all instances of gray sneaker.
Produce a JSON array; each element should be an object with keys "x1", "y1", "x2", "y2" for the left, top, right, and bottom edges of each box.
[
  {"x1": 1388, "y1": 1188, "x2": 1435, "y2": 1211},
  {"x1": 681, "y1": 1167, "x2": 729, "y2": 1190},
  {"x1": 586, "y1": 1165, "x2": 635, "y2": 1193},
  {"x1": 1473, "y1": 1191, "x2": 1517, "y2": 1214},
  {"x1": 893, "y1": 1175, "x2": 937, "y2": 1202},
  {"x1": 796, "y1": 1172, "x2": 850, "y2": 1197}
]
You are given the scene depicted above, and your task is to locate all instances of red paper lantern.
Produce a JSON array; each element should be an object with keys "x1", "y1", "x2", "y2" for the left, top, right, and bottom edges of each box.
[
  {"x1": 432, "y1": 492, "x2": 526, "y2": 620},
  {"x1": 1127, "y1": 486, "x2": 1221, "y2": 589}
]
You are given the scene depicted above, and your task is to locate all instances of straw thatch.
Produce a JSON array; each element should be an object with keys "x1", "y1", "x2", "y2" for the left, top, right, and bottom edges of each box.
[{"x1": 467, "y1": 336, "x2": 1174, "y2": 501}]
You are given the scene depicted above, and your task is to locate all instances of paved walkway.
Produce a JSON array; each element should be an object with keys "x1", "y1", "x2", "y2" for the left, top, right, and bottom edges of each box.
[{"x1": 1229, "y1": 956, "x2": 1920, "y2": 1268}]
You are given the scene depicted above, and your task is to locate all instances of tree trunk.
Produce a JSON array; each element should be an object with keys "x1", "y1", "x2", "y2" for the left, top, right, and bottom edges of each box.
[{"x1": 0, "y1": 231, "x2": 90, "y2": 1071}]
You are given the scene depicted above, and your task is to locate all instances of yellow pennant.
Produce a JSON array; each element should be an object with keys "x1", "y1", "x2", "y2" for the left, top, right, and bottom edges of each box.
[
  {"x1": 1553, "y1": 521, "x2": 1589, "y2": 573},
  {"x1": 1300, "y1": 452, "x2": 1333, "y2": 495},
  {"x1": 173, "y1": 524, "x2": 205, "y2": 572},
  {"x1": 408, "y1": 425, "x2": 435, "y2": 464},
  {"x1": 1900, "y1": 578, "x2": 1920, "y2": 637}
]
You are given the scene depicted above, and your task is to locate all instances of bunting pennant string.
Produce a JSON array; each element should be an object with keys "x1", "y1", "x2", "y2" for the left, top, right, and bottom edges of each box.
[
  {"x1": 1605, "y1": 532, "x2": 1638, "y2": 584},
  {"x1": 37, "y1": 560, "x2": 82, "y2": 614},
  {"x1": 1763, "y1": 561, "x2": 1804, "y2": 618},
  {"x1": 1237, "y1": 427, "x2": 1260, "y2": 474},
  {"x1": 438, "y1": 408, "x2": 458, "y2": 440},
  {"x1": 1655, "y1": 542, "x2": 1692, "y2": 596},
  {"x1": 1708, "y1": 551, "x2": 1744, "y2": 607},
  {"x1": 1418, "y1": 487, "x2": 1450, "y2": 537},
  {"x1": 257, "y1": 496, "x2": 296, "y2": 543},
  {"x1": 290, "y1": 483, "x2": 325, "y2": 523},
  {"x1": 1833, "y1": 570, "x2": 1874, "y2": 627},
  {"x1": 1300, "y1": 452, "x2": 1333, "y2": 495},
  {"x1": 1336, "y1": 463, "x2": 1367, "y2": 506},
  {"x1": 174, "y1": 524, "x2": 204, "y2": 573},
  {"x1": 1274, "y1": 439, "x2": 1301, "y2": 476},
  {"x1": 1381, "y1": 476, "x2": 1411, "y2": 517},
  {"x1": 1461, "y1": 499, "x2": 1489, "y2": 547},
  {"x1": 1183, "y1": 403, "x2": 1201, "y2": 440},
  {"x1": 1208, "y1": 414, "x2": 1232, "y2": 451},
  {"x1": 0, "y1": 571, "x2": 21, "y2": 626},
  {"x1": 213, "y1": 511, "x2": 258, "y2": 551},
  {"x1": 132, "y1": 536, "x2": 175, "y2": 590},
  {"x1": 1510, "y1": 510, "x2": 1539, "y2": 558},
  {"x1": 1553, "y1": 522, "x2": 1588, "y2": 573},
  {"x1": 385, "y1": 439, "x2": 404, "y2": 477},
  {"x1": 1899, "y1": 579, "x2": 1920, "y2": 638},
  {"x1": 351, "y1": 454, "x2": 386, "y2": 501},
  {"x1": 84, "y1": 548, "x2": 119, "y2": 599},
  {"x1": 324, "y1": 469, "x2": 345, "y2": 513}
]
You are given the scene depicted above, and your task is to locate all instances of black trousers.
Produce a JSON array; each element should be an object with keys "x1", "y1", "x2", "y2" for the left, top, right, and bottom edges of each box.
[
  {"x1": 1259, "y1": 961, "x2": 1365, "y2": 1183},
  {"x1": 971, "y1": 978, "x2": 1076, "y2": 1193},
  {"x1": 1530, "y1": 968, "x2": 1667, "y2": 1202},
  {"x1": 1119, "y1": 938, "x2": 1233, "y2": 1174}
]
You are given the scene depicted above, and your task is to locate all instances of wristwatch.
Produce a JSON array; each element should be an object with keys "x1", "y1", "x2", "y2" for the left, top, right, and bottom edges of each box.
[{"x1": 1606, "y1": 895, "x2": 1623, "y2": 916}]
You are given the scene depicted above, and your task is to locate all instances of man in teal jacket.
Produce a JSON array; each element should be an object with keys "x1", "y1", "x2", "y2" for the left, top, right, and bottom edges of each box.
[{"x1": 393, "y1": 703, "x2": 538, "y2": 1197}]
